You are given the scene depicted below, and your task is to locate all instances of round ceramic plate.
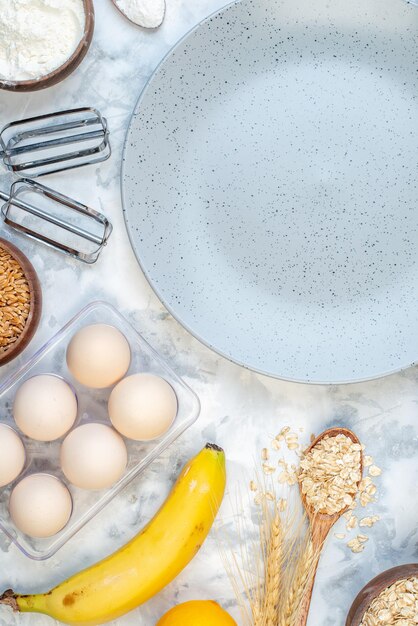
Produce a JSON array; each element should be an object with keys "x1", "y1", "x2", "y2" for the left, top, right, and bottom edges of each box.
[{"x1": 122, "y1": 0, "x2": 418, "y2": 383}]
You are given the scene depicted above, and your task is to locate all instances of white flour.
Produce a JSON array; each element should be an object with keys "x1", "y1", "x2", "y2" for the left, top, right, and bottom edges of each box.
[
  {"x1": 115, "y1": 0, "x2": 166, "y2": 29},
  {"x1": 0, "y1": 0, "x2": 86, "y2": 82}
]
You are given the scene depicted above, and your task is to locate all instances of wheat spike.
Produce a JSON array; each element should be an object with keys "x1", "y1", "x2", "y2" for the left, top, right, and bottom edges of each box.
[
  {"x1": 253, "y1": 605, "x2": 265, "y2": 626},
  {"x1": 221, "y1": 454, "x2": 321, "y2": 626},
  {"x1": 281, "y1": 537, "x2": 315, "y2": 626},
  {"x1": 264, "y1": 512, "x2": 282, "y2": 626}
]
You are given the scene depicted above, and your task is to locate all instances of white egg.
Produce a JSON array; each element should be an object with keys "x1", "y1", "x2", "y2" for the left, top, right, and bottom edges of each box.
[
  {"x1": 60, "y1": 423, "x2": 128, "y2": 490},
  {"x1": 0, "y1": 425, "x2": 25, "y2": 487},
  {"x1": 108, "y1": 373, "x2": 177, "y2": 441},
  {"x1": 9, "y1": 474, "x2": 72, "y2": 538},
  {"x1": 66, "y1": 324, "x2": 131, "y2": 389},
  {"x1": 13, "y1": 375, "x2": 78, "y2": 442}
]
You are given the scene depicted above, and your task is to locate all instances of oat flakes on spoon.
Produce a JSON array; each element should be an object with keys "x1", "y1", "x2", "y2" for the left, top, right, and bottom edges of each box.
[
  {"x1": 112, "y1": 0, "x2": 166, "y2": 29},
  {"x1": 296, "y1": 428, "x2": 364, "y2": 626}
]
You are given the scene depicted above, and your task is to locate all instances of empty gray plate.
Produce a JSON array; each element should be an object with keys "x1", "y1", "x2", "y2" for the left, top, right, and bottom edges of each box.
[{"x1": 122, "y1": 0, "x2": 418, "y2": 384}]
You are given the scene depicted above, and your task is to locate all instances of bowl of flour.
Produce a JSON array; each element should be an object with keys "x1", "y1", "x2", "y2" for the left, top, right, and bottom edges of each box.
[{"x1": 0, "y1": 0, "x2": 94, "y2": 91}]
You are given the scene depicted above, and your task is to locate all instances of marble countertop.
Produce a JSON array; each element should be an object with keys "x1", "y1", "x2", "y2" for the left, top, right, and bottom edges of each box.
[{"x1": 0, "y1": 1, "x2": 417, "y2": 625}]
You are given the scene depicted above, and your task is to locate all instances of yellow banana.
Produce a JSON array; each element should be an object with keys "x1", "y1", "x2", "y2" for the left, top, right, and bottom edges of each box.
[{"x1": 0, "y1": 444, "x2": 226, "y2": 626}]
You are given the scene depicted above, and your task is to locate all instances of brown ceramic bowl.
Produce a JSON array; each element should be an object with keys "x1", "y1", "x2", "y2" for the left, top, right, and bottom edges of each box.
[
  {"x1": 0, "y1": 0, "x2": 94, "y2": 92},
  {"x1": 0, "y1": 238, "x2": 42, "y2": 366},
  {"x1": 346, "y1": 564, "x2": 418, "y2": 626}
]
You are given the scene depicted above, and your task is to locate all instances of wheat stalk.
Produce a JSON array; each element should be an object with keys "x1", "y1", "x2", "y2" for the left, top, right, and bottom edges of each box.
[
  {"x1": 280, "y1": 536, "x2": 315, "y2": 626},
  {"x1": 231, "y1": 498, "x2": 315, "y2": 626},
  {"x1": 253, "y1": 605, "x2": 265, "y2": 626},
  {"x1": 264, "y1": 511, "x2": 282, "y2": 626},
  {"x1": 221, "y1": 447, "x2": 322, "y2": 626}
]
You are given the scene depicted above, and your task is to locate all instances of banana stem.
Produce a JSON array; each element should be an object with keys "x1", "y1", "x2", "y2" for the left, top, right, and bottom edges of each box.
[
  {"x1": 205, "y1": 443, "x2": 223, "y2": 452},
  {"x1": 0, "y1": 590, "x2": 19, "y2": 612}
]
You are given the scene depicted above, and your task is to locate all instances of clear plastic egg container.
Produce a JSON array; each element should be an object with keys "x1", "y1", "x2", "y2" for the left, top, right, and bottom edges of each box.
[{"x1": 0, "y1": 301, "x2": 200, "y2": 560}]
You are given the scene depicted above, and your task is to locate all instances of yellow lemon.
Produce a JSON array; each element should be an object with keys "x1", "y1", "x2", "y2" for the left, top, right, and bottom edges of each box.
[{"x1": 156, "y1": 600, "x2": 237, "y2": 626}]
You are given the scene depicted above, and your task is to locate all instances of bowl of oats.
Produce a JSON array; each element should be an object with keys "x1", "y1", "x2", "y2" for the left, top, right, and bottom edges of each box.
[
  {"x1": 346, "y1": 564, "x2": 418, "y2": 626},
  {"x1": 0, "y1": 239, "x2": 41, "y2": 366}
]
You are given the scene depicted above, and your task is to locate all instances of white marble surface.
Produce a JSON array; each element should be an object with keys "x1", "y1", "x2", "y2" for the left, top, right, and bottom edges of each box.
[{"x1": 0, "y1": 1, "x2": 417, "y2": 625}]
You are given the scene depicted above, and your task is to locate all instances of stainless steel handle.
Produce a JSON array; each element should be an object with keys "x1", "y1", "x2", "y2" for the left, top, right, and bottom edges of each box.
[{"x1": 0, "y1": 179, "x2": 112, "y2": 264}]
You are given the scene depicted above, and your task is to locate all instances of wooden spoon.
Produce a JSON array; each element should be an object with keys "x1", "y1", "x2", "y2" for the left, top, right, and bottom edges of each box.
[{"x1": 296, "y1": 427, "x2": 363, "y2": 626}]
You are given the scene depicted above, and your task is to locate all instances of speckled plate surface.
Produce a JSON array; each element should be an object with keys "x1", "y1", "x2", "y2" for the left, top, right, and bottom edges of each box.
[{"x1": 122, "y1": 0, "x2": 418, "y2": 384}]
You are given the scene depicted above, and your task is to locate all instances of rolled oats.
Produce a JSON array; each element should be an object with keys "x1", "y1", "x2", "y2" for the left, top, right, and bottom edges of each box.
[
  {"x1": 359, "y1": 515, "x2": 380, "y2": 528},
  {"x1": 346, "y1": 514, "x2": 358, "y2": 530},
  {"x1": 262, "y1": 448, "x2": 269, "y2": 461},
  {"x1": 285, "y1": 431, "x2": 299, "y2": 451},
  {"x1": 262, "y1": 463, "x2": 276, "y2": 475},
  {"x1": 360, "y1": 577, "x2": 418, "y2": 626},
  {"x1": 347, "y1": 536, "x2": 365, "y2": 553},
  {"x1": 369, "y1": 465, "x2": 382, "y2": 477},
  {"x1": 298, "y1": 434, "x2": 362, "y2": 515},
  {"x1": 278, "y1": 460, "x2": 297, "y2": 486}
]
